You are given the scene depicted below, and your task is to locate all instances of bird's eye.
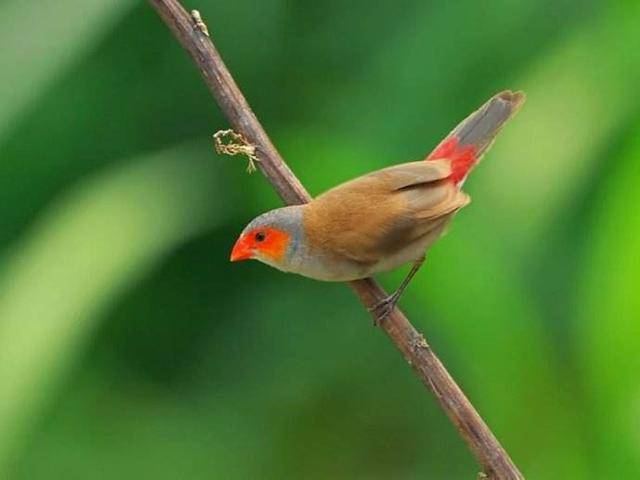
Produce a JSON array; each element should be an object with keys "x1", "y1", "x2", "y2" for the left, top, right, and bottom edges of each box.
[{"x1": 255, "y1": 231, "x2": 266, "y2": 242}]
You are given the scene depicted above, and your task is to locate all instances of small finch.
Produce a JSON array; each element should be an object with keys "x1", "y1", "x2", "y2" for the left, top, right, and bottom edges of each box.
[{"x1": 231, "y1": 91, "x2": 525, "y2": 320}]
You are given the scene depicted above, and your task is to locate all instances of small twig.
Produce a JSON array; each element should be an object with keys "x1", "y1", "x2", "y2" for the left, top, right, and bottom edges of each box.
[
  {"x1": 213, "y1": 129, "x2": 260, "y2": 173},
  {"x1": 148, "y1": 2, "x2": 524, "y2": 479}
]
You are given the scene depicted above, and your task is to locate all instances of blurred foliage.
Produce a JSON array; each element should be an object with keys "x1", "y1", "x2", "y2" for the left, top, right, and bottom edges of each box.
[{"x1": 0, "y1": 0, "x2": 638, "y2": 478}]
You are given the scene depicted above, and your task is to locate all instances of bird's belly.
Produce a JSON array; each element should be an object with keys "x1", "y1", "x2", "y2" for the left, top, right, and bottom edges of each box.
[
  {"x1": 285, "y1": 232, "x2": 440, "y2": 282},
  {"x1": 367, "y1": 234, "x2": 435, "y2": 275},
  {"x1": 286, "y1": 252, "x2": 371, "y2": 282}
]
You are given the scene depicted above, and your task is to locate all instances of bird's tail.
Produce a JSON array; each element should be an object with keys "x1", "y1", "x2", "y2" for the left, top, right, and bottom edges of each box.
[{"x1": 426, "y1": 90, "x2": 525, "y2": 185}]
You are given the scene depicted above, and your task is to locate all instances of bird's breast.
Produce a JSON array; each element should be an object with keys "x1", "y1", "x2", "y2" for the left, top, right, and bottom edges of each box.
[{"x1": 283, "y1": 246, "x2": 371, "y2": 281}]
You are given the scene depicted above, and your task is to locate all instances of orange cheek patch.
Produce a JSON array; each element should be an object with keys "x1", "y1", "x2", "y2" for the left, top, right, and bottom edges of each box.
[
  {"x1": 244, "y1": 227, "x2": 290, "y2": 261},
  {"x1": 259, "y1": 228, "x2": 290, "y2": 261}
]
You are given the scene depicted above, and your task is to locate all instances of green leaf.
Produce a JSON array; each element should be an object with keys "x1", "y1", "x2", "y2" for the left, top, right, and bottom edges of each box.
[
  {"x1": 0, "y1": 144, "x2": 225, "y2": 473},
  {"x1": 577, "y1": 131, "x2": 640, "y2": 477},
  {"x1": 0, "y1": 0, "x2": 136, "y2": 142}
]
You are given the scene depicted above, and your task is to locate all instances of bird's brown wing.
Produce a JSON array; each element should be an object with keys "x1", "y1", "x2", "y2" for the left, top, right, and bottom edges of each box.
[{"x1": 302, "y1": 159, "x2": 469, "y2": 265}]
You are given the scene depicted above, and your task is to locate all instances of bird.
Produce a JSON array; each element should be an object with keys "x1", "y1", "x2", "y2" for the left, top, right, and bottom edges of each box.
[{"x1": 230, "y1": 91, "x2": 525, "y2": 321}]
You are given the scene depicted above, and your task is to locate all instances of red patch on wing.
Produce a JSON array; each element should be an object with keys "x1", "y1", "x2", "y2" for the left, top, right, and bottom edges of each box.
[{"x1": 427, "y1": 137, "x2": 478, "y2": 184}]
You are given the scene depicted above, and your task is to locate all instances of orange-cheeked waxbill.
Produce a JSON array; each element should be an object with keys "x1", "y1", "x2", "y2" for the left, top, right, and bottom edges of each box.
[{"x1": 230, "y1": 91, "x2": 525, "y2": 319}]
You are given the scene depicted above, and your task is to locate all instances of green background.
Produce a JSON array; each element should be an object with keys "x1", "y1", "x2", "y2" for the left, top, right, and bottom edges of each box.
[{"x1": 1, "y1": 0, "x2": 638, "y2": 478}]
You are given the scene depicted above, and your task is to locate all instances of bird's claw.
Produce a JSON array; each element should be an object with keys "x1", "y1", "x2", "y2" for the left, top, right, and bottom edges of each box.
[{"x1": 368, "y1": 293, "x2": 399, "y2": 326}]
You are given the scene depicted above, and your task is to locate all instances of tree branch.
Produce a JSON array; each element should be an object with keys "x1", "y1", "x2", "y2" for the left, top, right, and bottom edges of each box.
[{"x1": 148, "y1": 2, "x2": 524, "y2": 478}]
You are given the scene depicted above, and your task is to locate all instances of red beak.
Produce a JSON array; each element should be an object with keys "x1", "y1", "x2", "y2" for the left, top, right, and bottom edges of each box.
[{"x1": 230, "y1": 237, "x2": 253, "y2": 262}]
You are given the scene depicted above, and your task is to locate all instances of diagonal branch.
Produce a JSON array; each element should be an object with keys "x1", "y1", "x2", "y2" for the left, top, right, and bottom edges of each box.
[{"x1": 148, "y1": 2, "x2": 524, "y2": 478}]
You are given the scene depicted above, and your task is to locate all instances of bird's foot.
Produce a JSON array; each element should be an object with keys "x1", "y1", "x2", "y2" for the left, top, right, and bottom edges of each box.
[{"x1": 368, "y1": 292, "x2": 400, "y2": 326}]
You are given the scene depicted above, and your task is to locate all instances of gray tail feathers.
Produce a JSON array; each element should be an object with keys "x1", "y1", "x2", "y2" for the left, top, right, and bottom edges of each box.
[
  {"x1": 452, "y1": 90, "x2": 525, "y2": 157},
  {"x1": 428, "y1": 90, "x2": 526, "y2": 162}
]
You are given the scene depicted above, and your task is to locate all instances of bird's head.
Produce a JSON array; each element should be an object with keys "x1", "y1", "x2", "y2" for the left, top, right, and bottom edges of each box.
[{"x1": 230, "y1": 206, "x2": 303, "y2": 269}]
